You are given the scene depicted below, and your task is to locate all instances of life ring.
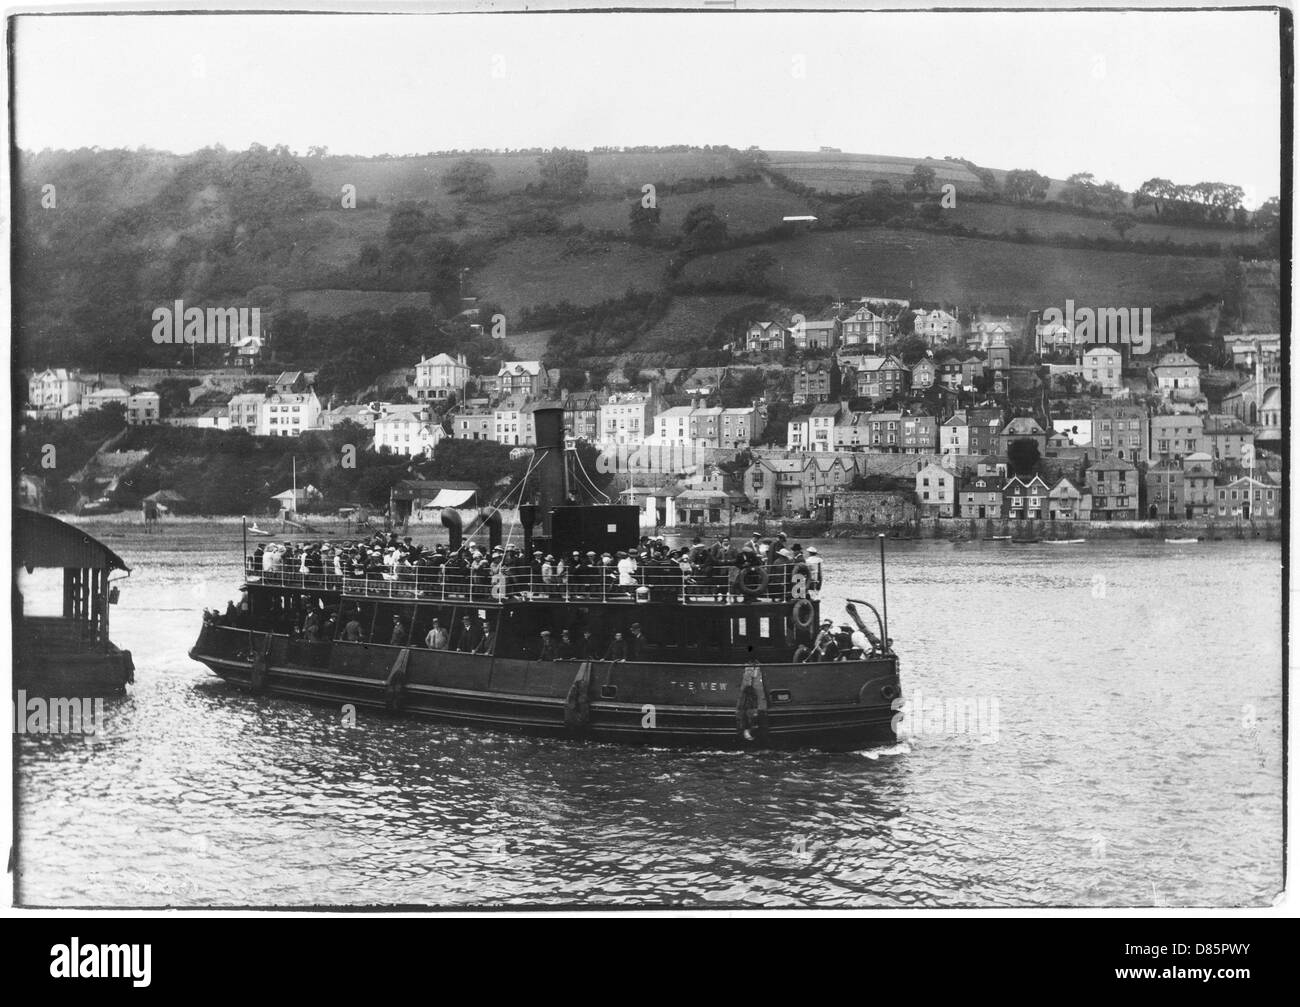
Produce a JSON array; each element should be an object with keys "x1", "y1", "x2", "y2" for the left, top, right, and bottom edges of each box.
[
  {"x1": 881, "y1": 684, "x2": 899, "y2": 701},
  {"x1": 739, "y1": 565, "x2": 768, "y2": 598},
  {"x1": 791, "y1": 598, "x2": 815, "y2": 630},
  {"x1": 792, "y1": 644, "x2": 811, "y2": 664}
]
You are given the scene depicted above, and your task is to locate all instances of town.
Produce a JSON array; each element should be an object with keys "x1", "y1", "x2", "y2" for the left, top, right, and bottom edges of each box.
[{"x1": 20, "y1": 292, "x2": 1281, "y2": 535}]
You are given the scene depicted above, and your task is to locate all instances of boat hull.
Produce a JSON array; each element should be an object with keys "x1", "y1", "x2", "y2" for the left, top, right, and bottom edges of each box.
[{"x1": 189, "y1": 625, "x2": 901, "y2": 752}]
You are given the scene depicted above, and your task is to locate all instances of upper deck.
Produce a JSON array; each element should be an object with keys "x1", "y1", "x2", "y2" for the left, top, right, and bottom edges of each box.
[{"x1": 243, "y1": 556, "x2": 818, "y2": 607}]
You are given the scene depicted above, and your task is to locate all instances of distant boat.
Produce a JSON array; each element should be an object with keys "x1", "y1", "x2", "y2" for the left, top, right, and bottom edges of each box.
[
  {"x1": 247, "y1": 524, "x2": 273, "y2": 536},
  {"x1": 1164, "y1": 537, "x2": 1200, "y2": 544},
  {"x1": 990, "y1": 535, "x2": 1012, "y2": 541},
  {"x1": 1045, "y1": 539, "x2": 1085, "y2": 545}
]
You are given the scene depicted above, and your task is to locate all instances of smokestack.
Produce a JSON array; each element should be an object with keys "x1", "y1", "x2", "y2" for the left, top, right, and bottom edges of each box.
[{"x1": 531, "y1": 405, "x2": 567, "y2": 535}]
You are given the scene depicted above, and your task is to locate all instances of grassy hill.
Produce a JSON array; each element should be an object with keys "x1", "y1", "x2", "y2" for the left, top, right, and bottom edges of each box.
[
  {"x1": 681, "y1": 228, "x2": 1228, "y2": 308},
  {"x1": 14, "y1": 144, "x2": 1278, "y2": 382}
]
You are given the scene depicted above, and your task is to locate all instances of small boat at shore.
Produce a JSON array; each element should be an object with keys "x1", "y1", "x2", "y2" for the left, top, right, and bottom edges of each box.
[
  {"x1": 1163, "y1": 537, "x2": 1201, "y2": 544},
  {"x1": 190, "y1": 406, "x2": 901, "y2": 751},
  {"x1": 15, "y1": 509, "x2": 134, "y2": 695},
  {"x1": 1044, "y1": 539, "x2": 1086, "y2": 545}
]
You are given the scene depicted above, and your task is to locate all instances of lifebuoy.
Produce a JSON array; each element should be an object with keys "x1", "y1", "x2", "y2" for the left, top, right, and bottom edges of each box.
[
  {"x1": 792, "y1": 644, "x2": 811, "y2": 664},
  {"x1": 791, "y1": 598, "x2": 815, "y2": 630},
  {"x1": 739, "y1": 564, "x2": 768, "y2": 598}
]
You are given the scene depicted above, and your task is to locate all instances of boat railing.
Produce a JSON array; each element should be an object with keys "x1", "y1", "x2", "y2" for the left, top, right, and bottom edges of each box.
[{"x1": 244, "y1": 558, "x2": 821, "y2": 606}]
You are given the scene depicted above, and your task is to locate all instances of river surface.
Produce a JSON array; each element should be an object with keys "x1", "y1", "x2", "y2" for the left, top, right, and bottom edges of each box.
[{"x1": 14, "y1": 524, "x2": 1284, "y2": 908}]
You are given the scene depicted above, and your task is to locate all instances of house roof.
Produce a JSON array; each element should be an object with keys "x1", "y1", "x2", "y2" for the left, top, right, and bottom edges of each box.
[
  {"x1": 1154, "y1": 352, "x2": 1200, "y2": 368},
  {"x1": 421, "y1": 352, "x2": 463, "y2": 367},
  {"x1": 810, "y1": 404, "x2": 841, "y2": 417},
  {"x1": 498, "y1": 360, "x2": 543, "y2": 376}
]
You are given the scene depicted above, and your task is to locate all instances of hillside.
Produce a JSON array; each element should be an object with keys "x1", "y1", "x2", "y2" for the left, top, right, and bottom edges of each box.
[
  {"x1": 680, "y1": 229, "x2": 1231, "y2": 309},
  {"x1": 13, "y1": 144, "x2": 1279, "y2": 385}
]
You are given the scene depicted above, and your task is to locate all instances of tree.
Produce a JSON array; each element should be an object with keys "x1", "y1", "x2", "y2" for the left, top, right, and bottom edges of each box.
[
  {"x1": 1062, "y1": 172, "x2": 1097, "y2": 208},
  {"x1": 1004, "y1": 169, "x2": 1050, "y2": 203},
  {"x1": 622, "y1": 362, "x2": 642, "y2": 386},
  {"x1": 1007, "y1": 438, "x2": 1041, "y2": 477},
  {"x1": 443, "y1": 158, "x2": 495, "y2": 201},
  {"x1": 737, "y1": 249, "x2": 777, "y2": 293},
  {"x1": 681, "y1": 203, "x2": 729, "y2": 252},
  {"x1": 905, "y1": 164, "x2": 937, "y2": 193},
  {"x1": 628, "y1": 200, "x2": 661, "y2": 243},
  {"x1": 1111, "y1": 213, "x2": 1138, "y2": 240},
  {"x1": 537, "y1": 149, "x2": 589, "y2": 199}
]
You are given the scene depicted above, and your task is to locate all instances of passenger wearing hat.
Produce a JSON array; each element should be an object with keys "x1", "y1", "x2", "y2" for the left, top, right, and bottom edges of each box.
[
  {"x1": 425, "y1": 618, "x2": 448, "y2": 650},
  {"x1": 616, "y1": 549, "x2": 638, "y2": 589},
  {"x1": 537, "y1": 629, "x2": 556, "y2": 662},
  {"x1": 806, "y1": 546, "x2": 823, "y2": 590},
  {"x1": 809, "y1": 618, "x2": 839, "y2": 662},
  {"x1": 390, "y1": 615, "x2": 409, "y2": 647},
  {"x1": 626, "y1": 622, "x2": 650, "y2": 661},
  {"x1": 556, "y1": 629, "x2": 576, "y2": 661},
  {"x1": 456, "y1": 613, "x2": 483, "y2": 653}
]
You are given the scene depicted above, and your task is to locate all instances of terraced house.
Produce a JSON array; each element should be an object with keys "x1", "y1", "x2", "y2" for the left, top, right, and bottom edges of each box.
[
  {"x1": 1091, "y1": 403, "x2": 1149, "y2": 463},
  {"x1": 1003, "y1": 474, "x2": 1051, "y2": 520},
  {"x1": 1182, "y1": 454, "x2": 1216, "y2": 518},
  {"x1": 1047, "y1": 477, "x2": 1088, "y2": 521},
  {"x1": 940, "y1": 410, "x2": 970, "y2": 457},
  {"x1": 1149, "y1": 415, "x2": 1202, "y2": 463},
  {"x1": 744, "y1": 455, "x2": 853, "y2": 515},
  {"x1": 1086, "y1": 457, "x2": 1138, "y2": 519},
  {"x1": 1144, "y1": 461, "x2": 1185, "y2": 519},
  {"x1": 959, "y1": 473, "x2": 1004, "y2": 519},
  {"x1": 915, "y1": 462, "x2": 956, "y2": 517}
]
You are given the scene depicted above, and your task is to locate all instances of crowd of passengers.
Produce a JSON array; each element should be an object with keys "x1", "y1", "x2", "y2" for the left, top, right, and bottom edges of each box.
[{"x1": 240, "y1": 530, "x2": 824, "y2": 603}]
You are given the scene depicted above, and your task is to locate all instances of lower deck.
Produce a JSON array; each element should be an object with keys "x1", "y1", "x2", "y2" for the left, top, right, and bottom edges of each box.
[{"x1": 190, "y1": 624, "x2": 901, "y2": 751}]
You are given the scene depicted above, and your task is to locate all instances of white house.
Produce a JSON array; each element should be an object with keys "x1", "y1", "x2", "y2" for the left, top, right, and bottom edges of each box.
[
  {"x1": 1081, "y1": 346, "x2": 1123, "y2": 393},
  {"x1": 81, "y1": 387, "x2": 130, "y2": 411},
  {"x1": 126, "y1": 391, "x2": 160, "y2": 426},
  {"x1": 28, "y1": 368, "x2": 86, "y2": 410},
  {"x1": 259, "y1": 390, "x2": 321, "y2": 437},
  {"x1": 375, "y1": 404, "x2": 440, "y2": 456},
  {"x1": 600, "y1": 392, "x2": 656, "y2": 446},
  {"x1": 415, "y1": 352, "x2": 470, "y2": 403},
  {"x1": 493, "y1": 395, "x2": 535, "y2": 446},
  {"x1": 656, "y1": 405, "x2": 694, "y2": 447},
  {"x1": 915, "y1": 462, "x2": 956, "y2": 517}
]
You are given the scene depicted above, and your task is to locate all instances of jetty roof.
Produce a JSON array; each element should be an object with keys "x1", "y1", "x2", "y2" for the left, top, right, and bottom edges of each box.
[{"x1": 16, "y1": 509, "x2": 129, "y2": 572}]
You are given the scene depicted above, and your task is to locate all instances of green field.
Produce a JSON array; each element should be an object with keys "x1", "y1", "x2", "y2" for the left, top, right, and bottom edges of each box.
[
  {"x1": 282, "y1": 288, "x2": 432, "y2": 316},
  {"x1": 635, "y1": 293, "x2": 759, "y2": 355},
  {"x1": 560, "y1": 182, "x2": 820, "y2": 235},
  {"x1": 943, "y1": 201, "x2": 1243, "y2": 248},
  {"x1": 681, "y1": 229, "x2": 1227, "y2": 308},
  {"x1": 300, "y1": 151, "x2": 747, "y2": 208},
  {"x1": 473, "y1": 236, "x2": 667, "y2": 318}
]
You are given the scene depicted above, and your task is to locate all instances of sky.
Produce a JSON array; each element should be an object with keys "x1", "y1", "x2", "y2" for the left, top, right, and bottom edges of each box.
[{"x1": 10, "y1": 8, "x2": 1284, "y2": 206}]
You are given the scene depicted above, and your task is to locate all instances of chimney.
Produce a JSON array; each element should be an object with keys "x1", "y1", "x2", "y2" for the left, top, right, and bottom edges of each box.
[{"x1": 531, "y1": 405, "x2": 567, "y2": 535}]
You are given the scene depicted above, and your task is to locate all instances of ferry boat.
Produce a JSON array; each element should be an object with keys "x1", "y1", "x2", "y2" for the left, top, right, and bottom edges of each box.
[{"x1": 188, "y1": 407, "x2": 902, "y2": 750}]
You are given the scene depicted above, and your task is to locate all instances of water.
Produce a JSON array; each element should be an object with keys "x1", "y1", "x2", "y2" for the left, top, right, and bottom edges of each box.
[{"x1": 15, "y1": 526, "x2": 1284, "y2": 907}]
